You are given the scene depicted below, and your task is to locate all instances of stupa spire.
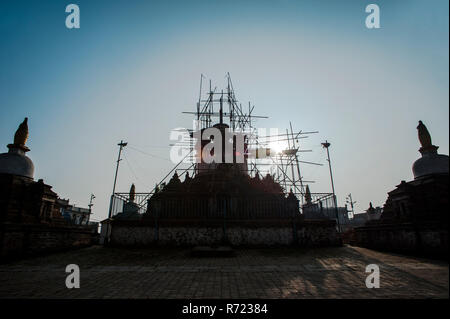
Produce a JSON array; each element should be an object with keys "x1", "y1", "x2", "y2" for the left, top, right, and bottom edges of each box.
[
  {"x1": 305, "y1": 185, "x2": 312, "y2": 204},
  {"x1": 417, "y1": 120, "x2": 437, "y2": 154},
  {"x1": 129, "y1": 183, "x2": 136, "y2": 202},
  {"x1": 8, "y1": 117, "x2": 30, "y2": 152},
  {"x1": 14, "y1": 118, "x2": 29, "y2": 146}
]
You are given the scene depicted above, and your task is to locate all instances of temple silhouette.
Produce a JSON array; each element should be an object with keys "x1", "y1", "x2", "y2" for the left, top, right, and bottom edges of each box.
[
  {"x1": 0, "y1": 118, "x2": 98, "y2": 259},
  {"x1": 104, "y1": 77, "x2": 341, "y2": 247},
  {"x1": 351, "y1": 121, "x2": 449, "y2": 258}
]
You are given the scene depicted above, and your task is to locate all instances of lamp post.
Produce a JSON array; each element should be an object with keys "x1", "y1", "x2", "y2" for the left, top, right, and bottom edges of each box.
[
  {"x1": 346, "y1": 193, "x2": 356, "y2": 218},
  {"x1": 111, "y1": 140, "x2": 128, "y2": 199},
  {"x1": 105, "y1": 140, "x2": 127, "y2": 245},
  {"x1": 88, "y1": 194, "x2": 95, "y2": 210},
  {"x1": 87, "y1": 193, "x2": 95, "y2": 224},
  {"x1": 322, "y1": 140, "x2": 340, "y2": 232}
]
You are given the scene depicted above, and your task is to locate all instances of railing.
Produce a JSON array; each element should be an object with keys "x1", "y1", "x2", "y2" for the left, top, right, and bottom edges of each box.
[
  {"x1": 109, "y1": 191, "x2": 337, "y2": 220},
  {"x1": 301, "y1": 193, "x2": 336, "y2": 218},
  {"x1": 110, "y1": 193, "x2": 151, "y2": 217},
  {"x1": 147, "y1": 194, "x2": 299, "y2": 220},
  {"x1": 301, "y1": 192, "x2": 347, "y2": 232},
  {"x1": 310, "y1": 192, "x2": 336, "y2": 207}
]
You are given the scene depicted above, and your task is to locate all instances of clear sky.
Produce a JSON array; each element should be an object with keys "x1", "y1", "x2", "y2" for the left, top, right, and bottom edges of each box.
[{"x1": 1, "y1": 0, "x2": 448, "y2": 222}]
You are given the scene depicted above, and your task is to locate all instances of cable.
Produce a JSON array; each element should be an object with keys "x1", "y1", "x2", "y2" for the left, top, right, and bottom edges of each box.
[
  {"x1": 123, "y1": 153, "x2": 140, "y2": 182},
  {"x1": 127, "y1": 144, "x2": 171, "y2": 161},
  {"x1": 122, "y1": 152, "x2": 154, "y2": 191}
]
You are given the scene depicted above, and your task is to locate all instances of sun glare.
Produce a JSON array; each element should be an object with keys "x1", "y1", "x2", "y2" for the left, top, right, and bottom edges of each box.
[{"x1": 269, "y1": 142, "x2": 286, "y2": 154}]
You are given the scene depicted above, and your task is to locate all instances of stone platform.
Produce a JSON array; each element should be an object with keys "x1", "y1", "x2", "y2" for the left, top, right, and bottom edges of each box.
[
  {"x1": 191, "y1": 246, "x2": 235, "y2": 257},
  {"x1": 109, "y1": 219, "x2": 341, "y2": 247},
  {"x1": 0, "y1": 245, "x2": 447, "y2": 298}
]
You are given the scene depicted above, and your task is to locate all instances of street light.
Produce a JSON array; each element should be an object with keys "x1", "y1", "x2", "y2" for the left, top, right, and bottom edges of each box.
[
  {"x1": 346, "y1": 193, "x2": 356, "y2": 218},
  {"x1": 83, "y1": 194, "x2": 96, "y2": 225},
  {"x1": 88, "y1": 193, "x2": 96, "y2": 210},
  {"x1": 111, "y1": 141, "x2": 128, "y2": 197},
  {"x1": 322, "y1": 140, "x2": 340, "y2": 232},
  {"x1": 105, "y1": 140, "x2": 127, "y2": 245}
]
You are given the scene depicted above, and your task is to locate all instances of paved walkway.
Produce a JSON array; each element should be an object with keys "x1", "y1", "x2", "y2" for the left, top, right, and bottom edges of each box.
[{"x1": 0, "y1": 245, "x2": 448, "y2": 298}]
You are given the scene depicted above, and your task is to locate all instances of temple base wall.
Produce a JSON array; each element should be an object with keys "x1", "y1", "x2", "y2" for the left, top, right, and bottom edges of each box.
[
  {"x1": 0, "y1": 223, "x2": 98, "y2": 261},
  {"x1": 350, "y1": 222, "x2": 448, "y2": 259},
  {"x1": 108, "y1": 219, "x2": 341, "y2": 247}
]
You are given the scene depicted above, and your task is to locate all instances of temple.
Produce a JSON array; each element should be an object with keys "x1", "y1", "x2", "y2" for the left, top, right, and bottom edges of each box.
[
  {"x1": 352, "y1": 121, "x2": 449, "y2": 258},
  {"x1": 0, "y1": 118, "x2": 98, "y2": 259},
  {"x1": 106, "y1": 79, "x2": 341, "y2": 247}
]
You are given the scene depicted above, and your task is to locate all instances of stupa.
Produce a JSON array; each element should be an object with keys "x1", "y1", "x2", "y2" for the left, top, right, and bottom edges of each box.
[
  {"x1": 353, "y1": 120, "x2": 448, "y2": 258},
  {"x1": 412, "y1": 120, "x2": 449, "y2": 179},
  {"x1": 0, "y1": 118, "x2": 34, "y2": 179}
]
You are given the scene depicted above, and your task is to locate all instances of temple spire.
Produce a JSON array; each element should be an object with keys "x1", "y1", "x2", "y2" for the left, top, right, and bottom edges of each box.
[
  {"x1": 129, "y1": 183, "x2": 135, "y2": 202},
  {"x1": 305, "y1": 185, "x2": 312, "y2": 205}
]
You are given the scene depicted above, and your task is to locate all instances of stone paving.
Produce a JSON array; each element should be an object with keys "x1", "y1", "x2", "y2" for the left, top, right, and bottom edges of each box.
[{"x1": 0, "y1": 245, "x2": 448, "y2": 298}]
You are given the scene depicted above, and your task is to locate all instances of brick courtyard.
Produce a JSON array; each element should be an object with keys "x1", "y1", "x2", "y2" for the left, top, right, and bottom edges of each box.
[{"x1": 0, "y1": 245, "x2": 448, "y2": 299}]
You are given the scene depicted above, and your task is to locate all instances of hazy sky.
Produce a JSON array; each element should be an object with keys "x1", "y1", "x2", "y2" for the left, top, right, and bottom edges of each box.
[{"x1": 1, "y1": 0, "x2": 448, "y2": 222}]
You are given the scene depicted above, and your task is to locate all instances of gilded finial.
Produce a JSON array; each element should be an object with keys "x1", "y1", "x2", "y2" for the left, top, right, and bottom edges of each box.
[
  {"x1": 417, "y1": 121, "x2": 439, "y2": 156},
  {"x1": 417, "y1": 121, "x2": 432, "y2": 148},
  {"x1": 14, "y1": 117, "x2": 29, "y2": 146}
]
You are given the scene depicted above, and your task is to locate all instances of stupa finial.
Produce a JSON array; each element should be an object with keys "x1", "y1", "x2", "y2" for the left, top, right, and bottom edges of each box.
[
  {"x1": 129, "y1": 183, "x2": 136, "y2": 202},
  {"x1": 14, "y1": 117, "x2": 29, "y2": 146},
  {"x1": 417, "y1": 121, "x2": 433, "y2": 149},
  {"x1": 8, "y1": 117, "x2": 30, "y2": 152},
  {"x1": 305, "y1": 185, "x2": 312, "y2": 204}
]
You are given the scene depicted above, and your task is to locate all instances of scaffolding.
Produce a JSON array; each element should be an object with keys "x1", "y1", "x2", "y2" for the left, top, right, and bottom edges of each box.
[{"x1": 109, "y1": 74, "x2": 334, "y2": 218}]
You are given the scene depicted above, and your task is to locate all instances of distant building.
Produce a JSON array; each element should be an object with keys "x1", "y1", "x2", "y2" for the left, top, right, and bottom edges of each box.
[
  {"x1": 57, "y1": 198, "x2": 92, "y2": 225},
  {"x1": 351, "y1": 212, "x2": 367, "y2": 226},
  {"x1": 347, "y1": 202, "x2": 382, "y2": 228},
  {"x1": 366, "y1": 203, "x2": 382, "y2": 221}
]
